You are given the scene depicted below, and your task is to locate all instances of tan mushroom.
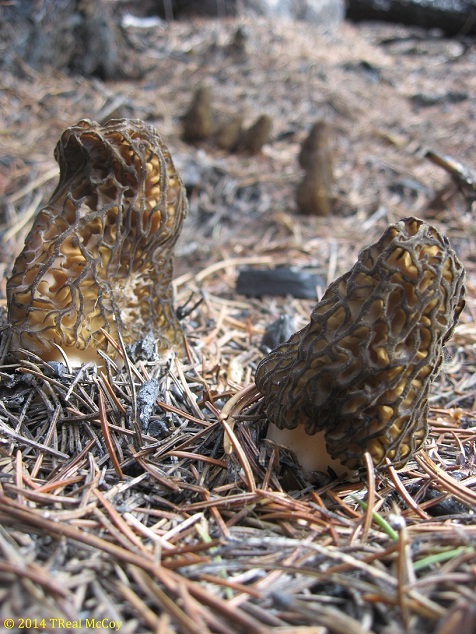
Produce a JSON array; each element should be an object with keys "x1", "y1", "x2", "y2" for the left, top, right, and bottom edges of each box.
[
  {"x1": 6, "y1": 118, "x2": 187, "y2": 366},
  {"x1": 182, "y1": 86, "x2": 212, "y2": 142},
  {"x1": 298, "y1": 121, "x2": 332, "y2": 171},
  {"x1": 239, "y1": 115, "x2": 273, "y2": 154},
  {"x1": 296, "y1": 121, "x2": 334, "y2": 217},
  {"x1": 215, "y1": 116, "x2": 243, "y2": 152},
  {"x1": 254, "y1": 217, "x2": 465, "y2": 475}
]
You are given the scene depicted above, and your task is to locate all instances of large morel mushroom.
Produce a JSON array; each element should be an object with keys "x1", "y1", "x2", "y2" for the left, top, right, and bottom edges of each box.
[
  {"x1": 7, "y1": 119, "x2": 187, "y2": 365},
  {"x1": 255, "y1": 217, "x2": 465, "y2": 473}
]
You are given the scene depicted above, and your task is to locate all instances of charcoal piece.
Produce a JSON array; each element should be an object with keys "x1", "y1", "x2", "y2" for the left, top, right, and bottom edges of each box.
[
  {"x1": 459, "y1": 416, "x2": 476, "y2": 429},
  {"x1": 45, "y1": 362, "x2": 68, "y2": 378},
  {"x1": 416, "y1": 487, "x2": 471, "y2": 517},
  {"x1": 347, "y1": 0, "x2": 476, "y2": 36},
  {"x1": 126, "y1": 332, "x2": 158, "y2": 363},
  {"x1": 0, "y1": 372, "x2": 37, "y2": 409},
  {"x1": 147, "y1": 418, "x2": 170, "y2": 438},
  {"x1": 236, "y1": 268, "x2": 322, "y2": 299},
  {"x1": 137, "y1": 378, "x2": 160, "y2": 433},
  {"x1": 260, "y1": 315, "x2": 296, "y2": 353}
]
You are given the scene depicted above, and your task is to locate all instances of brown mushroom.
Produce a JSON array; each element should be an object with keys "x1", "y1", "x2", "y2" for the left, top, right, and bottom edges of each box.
[
  {"x1": 182, "y1": 86, "x2": 212, "y2": 142},
  {"x1": 6, "y1": 118, "x2": 187, "y2": 366},
  {"x1": 296, "y1": 121, "x2": 334, "y2": 216},
  {"x1": 296, "y1": 167, "x2": 334, "y2": 217},
  {"x1": 215, "y1": 116, "x2": 243, "y2": 152},
  {"x1": 255, "y1": 217, "x2": 465, "y2": 475},
  {"x1": 239, "y1": 115, "x2": 273, "y2": 154},
  {"x1": 298, "y1": 121, "x2": 331, "y2": 171}
]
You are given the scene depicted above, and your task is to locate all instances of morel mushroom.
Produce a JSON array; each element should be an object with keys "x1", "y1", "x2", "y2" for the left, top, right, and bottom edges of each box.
[
  {"x1": 298, "y1": 121, "x2": 331, "y2": 171},
  {"x1": 7, "y1": 119, "x2": 187, "y2": 365},
  {"x1": 216, "y1": 116, "x2": 243, "y2": 152},
  {"x1": 239, "y1": 115, "x2": 273, "y2": 154},
  {"x1": 255, "y1": 217, "x2": 465, "y2": 474},
  {"x1": 182, "y1": 86, "x2": 212, "y2": 142},
  {"x1": 296, "y1": 121, "x2": 334, "y2": 217}
]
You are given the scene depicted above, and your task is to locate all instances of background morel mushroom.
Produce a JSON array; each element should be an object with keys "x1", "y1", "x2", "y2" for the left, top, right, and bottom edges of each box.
[
  {"x1": 296, "y1": 121, "x2": 334, "y2": 217},
  {"x1": 215, "y1": 115, "x2": 243, "y2": 152},
  {"x1": 182, "y1": 85, "x2": 213, "y2": 142},
  {"x1": 239, "y1": 114, "x2": 273, "y2": 154},
  {"x1": 255, "y1": 217, "x2": 465, "y2": 474},
  {"x1": 7, "y1": 118, "x2": 187, "y2": 365}
]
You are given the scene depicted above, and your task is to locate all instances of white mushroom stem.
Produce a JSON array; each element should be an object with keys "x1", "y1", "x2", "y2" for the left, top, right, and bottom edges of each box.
[
  {"x1": 46, "y1": 345, "x2": 103, "y2": 368},
  {"x1": 221, "y1": 383, "x2": 349, "y2": 476},
  {"x1": 266, "y1": 423, "x2": 349, "y2": 476}
]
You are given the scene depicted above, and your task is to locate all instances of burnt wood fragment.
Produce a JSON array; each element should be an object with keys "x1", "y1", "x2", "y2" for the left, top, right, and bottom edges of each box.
[
  {"x1": 347, "y1": 0, "x2": 476, "y2": 36},
  {"x1": 236, "y1": 268, "x2": 323, "y2": 299}
]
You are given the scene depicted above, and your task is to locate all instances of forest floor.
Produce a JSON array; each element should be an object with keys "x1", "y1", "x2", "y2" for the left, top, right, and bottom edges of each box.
[{"x1": 0, "y1": 15, "x2": 475, "y2": 634}]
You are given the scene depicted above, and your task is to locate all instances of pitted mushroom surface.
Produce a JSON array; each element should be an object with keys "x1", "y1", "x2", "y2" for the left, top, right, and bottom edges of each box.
[
  {"x1": 7, "y1": 119, "x2": 187, "y2": 365},
  {"x1": 255, "y1": 217, "x2": 465, "y2": 473}
]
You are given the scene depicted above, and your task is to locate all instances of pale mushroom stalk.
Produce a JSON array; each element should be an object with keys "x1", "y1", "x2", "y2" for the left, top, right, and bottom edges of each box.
[
  {"x1": 7, "y1": 119, "x2": 187, "y2": 367},
  {"x1": 252, "y1": 217, "x2": 465, "y2": 476},
  {"x1": 266, "y1": 426, "x2": 348, "y2": 476}
]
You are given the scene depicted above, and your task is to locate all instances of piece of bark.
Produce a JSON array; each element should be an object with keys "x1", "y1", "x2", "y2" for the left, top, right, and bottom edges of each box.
[{"x1": 260, "y1": 315, "x2": 296, "y2": 353}]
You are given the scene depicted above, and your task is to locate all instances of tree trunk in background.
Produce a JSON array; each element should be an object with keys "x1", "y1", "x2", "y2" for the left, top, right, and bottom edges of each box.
[{"x1": 0, "y1": 0, "x2": 130, "y2": 79}]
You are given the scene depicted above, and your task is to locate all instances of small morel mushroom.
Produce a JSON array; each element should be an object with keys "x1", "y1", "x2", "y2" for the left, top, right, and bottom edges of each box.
[
  {"x1": 226, "y1": 25, "x2": 249, "y2": 59},
  {"x1": 298, "y1": 121, "x2": 331, "y2": 170},
  {"x1": 215, "y1": 116, "x2": 243, "y2": 152},
  {"x1": 7, "y1": 118, "x2": 187, "y2": 365},
  {"x1": 296, "y1": 168, "x2": 334, "y2": 217},
  {"x1": 296, "y1": 121, "x2": 334, "y2": 216},
  {"x1": 182, "y1": 85, "x2": 212, "y2": 142},
  {"x1": 239, "y1": 115, "x2": 273, "y2": 154},
  {"x1": 255, "y1": 217, "x2": 465, "y2": 474}
]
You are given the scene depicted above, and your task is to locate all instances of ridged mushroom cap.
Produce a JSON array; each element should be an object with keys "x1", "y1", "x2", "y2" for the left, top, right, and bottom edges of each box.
[
  {"x1": 255, "y1": 217, "x2": 465, "y2": 471},
  {"x1": 7, "y1": 118, "x2": 187, "y2": 364}
]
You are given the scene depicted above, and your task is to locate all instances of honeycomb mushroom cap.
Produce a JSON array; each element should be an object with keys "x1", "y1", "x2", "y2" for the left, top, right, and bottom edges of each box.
[
  {"x1": 255, "y1": 217, "x2": 465, "y2": 471},
  {"x1": 7, "y1": 118, "x2": 187, "y2": 364}
]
